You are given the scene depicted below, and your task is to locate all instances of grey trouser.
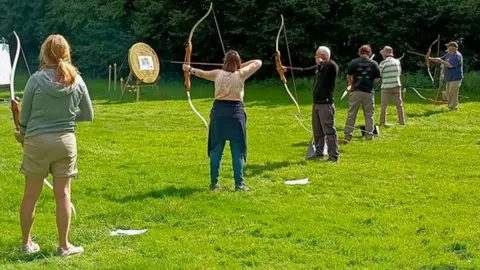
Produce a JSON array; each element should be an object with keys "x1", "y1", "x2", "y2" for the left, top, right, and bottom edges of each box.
[
  {"x1": 443, "y1": 80, "x2": 462, "y2": 110},
  {"x1": 380, "y1": 87, "x2": 406, "y2": 125},
  {"x1": 312, "y1": 104, "x2": 339, "y2": 158},
  {"x1": 344, "y1": 91, "x2": 375, "y2": 139}
]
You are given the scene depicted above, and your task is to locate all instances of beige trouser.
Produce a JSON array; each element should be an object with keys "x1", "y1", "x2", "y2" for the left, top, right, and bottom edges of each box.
[
  {"x1": 344, "y1": 91, "x2": 375, "y2": 139},
  {"x1": 379, "y1": 87, "x2": 406, "y2": 125},
  {"x1": 443, "y1": 80, "x2": 462, "y2": 110},
  {"x1": 22, "y1": 132, "x2": 78, "y2": 179}
]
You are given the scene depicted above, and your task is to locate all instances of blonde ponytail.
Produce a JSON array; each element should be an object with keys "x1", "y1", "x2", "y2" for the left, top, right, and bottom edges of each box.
[
  {"x1": 40, "y1": 34, "x2": 78, "y2": 86},
  {"x1": 57, "y1": 60, "x2": 77, "y2": 85}
]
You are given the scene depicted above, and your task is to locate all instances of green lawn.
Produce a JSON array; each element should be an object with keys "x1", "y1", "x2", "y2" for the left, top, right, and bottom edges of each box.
[{"x1": 1, "y1": 77, "x2": 479, "y2": 269}]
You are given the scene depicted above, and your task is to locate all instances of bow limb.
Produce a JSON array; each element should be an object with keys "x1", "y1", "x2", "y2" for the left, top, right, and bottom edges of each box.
[
  {"x1": 275, "y1": 16, "x2": 287, "y2": 84},
  {"x1": 10, "y1": 31, "x2": 21, "y2": 131},
  {"x1": 410, "y1": 87, "x2": 427, "y2": 100},
  {"x1": 184, "y1": 3, "x2": 213, "y2": 130},
  {"x1": 41, "y1": 178, "x2": 77, "y2": 219},
  {"x1": 426, "y1": 37, "x2": 439, "y2": 82},
  {"x1": 275, "y1": 15, "x2": 300, "y2": 115}
]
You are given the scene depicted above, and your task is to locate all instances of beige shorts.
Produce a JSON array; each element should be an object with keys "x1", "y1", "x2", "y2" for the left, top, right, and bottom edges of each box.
[{"x1": 22, "y1": 132, "x2": 78, "y2": 179}]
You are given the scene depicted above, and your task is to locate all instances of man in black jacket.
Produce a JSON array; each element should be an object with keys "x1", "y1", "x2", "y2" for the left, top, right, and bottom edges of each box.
[{"x1": 284, "y1": 46, "x2": 339, "y2": 162}]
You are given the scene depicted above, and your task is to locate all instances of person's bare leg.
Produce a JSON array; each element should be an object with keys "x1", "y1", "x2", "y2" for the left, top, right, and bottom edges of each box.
[
  {"x1": 53, "y1": 177, "x2": 71, "y2": 249},
  {"x1": 20, "y1": 176, "x2": 44, "y2": 245}
]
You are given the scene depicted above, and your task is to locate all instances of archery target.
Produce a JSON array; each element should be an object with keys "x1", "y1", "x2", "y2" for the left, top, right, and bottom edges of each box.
[{"x1": 0, "y1": 43, "x2": 12, "y2": 85}]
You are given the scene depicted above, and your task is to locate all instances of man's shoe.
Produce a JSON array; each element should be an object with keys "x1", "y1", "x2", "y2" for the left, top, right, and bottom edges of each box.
[
  {"x1": 235, "y1": 185, "x2": 250, "y2": 192},
  {"x1": 307, "y1": 154, "x2": 324, "y2": 161},
  {"x1": 210, "y1": 184, "x2": 220, "y2": 191},
  {"x1": 327, "y1": 157, "x2": 338, "y2": 163}
]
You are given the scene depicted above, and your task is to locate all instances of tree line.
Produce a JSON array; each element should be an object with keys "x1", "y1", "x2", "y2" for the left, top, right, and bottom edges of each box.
[{"x1": 1, "y1": 0, "x2": 478, "y2": 80}]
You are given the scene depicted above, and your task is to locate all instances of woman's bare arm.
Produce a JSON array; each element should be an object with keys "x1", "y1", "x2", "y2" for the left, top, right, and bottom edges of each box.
[
  {"x1": 239, "y1": 60, "x2": 262, "y2": 80},
  {"x1": 183, "y1": 64, "x2": 220, "y2": 82}
]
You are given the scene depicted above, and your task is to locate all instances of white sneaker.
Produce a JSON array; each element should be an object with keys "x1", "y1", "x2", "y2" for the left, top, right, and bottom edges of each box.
[
  {"x1": 57, "y1": 244, "x2": 84, "y2": 256},
  {"x1": 21, "y1": 242, "x2": 40, "y2": 254}
]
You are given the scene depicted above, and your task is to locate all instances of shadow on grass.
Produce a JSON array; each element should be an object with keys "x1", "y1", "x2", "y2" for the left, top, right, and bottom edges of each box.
[
  {"x1": 108, "y1": 186, "x2": 202, "y2": 203},
  {"x1": 406, "y1": 108, "x2": 447, "y2": 118},
  {"x1": 245, "y1": 161, "x2": 307, "y2": 177},
  {"x1": 7, "y1": 250, "x2": 53, "y2": 263}
]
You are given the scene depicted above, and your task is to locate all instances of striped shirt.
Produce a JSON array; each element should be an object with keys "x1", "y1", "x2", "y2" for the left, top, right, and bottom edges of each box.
[{"x1": 379, "y1": 57, "x2": 402, "y2": 89}]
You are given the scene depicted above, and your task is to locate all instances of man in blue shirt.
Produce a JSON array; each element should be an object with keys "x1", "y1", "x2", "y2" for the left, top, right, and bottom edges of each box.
[{"x1": 429, "y1": 41, "x2": 463, "y2": 110}]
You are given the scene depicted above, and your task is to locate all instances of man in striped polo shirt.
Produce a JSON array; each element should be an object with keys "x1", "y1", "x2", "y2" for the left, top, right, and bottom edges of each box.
[{"x1": 379, "y1": 46, "x2": 406, "y2": 126}]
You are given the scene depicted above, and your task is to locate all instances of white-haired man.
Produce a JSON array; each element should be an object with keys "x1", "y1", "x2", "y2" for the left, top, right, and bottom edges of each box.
[{"x1": 284, "y1": 46, "x2": 339, "y2": 162}]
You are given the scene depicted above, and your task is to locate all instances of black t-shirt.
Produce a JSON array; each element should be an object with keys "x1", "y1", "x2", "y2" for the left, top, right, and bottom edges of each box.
[
  {"x1": 347, "y1": 57, "x2": 380, "y2": 93},
  {"x1": 295, "y1": 61, "x2": 339, "y2": 104}
]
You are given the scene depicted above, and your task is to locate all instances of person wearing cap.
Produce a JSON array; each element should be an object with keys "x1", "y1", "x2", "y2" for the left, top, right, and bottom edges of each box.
[
  {"x1": 428, "y1": 41, "x2": 463, "y2": 110},
  {"x1": 378, "y1": 46, "x2": 406, "y2": 126},
  {"x1": 344, "y1": 45, "x2": 381, "y2": 141},
  {"x1": 282, "y1": 46, "x2": 340, "y2": 162}
]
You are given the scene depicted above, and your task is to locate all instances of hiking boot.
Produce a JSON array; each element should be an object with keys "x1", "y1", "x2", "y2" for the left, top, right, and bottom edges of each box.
[
  {"x1": 57, "y1": 244, "x2": 84, "y2": 257},
  {"x1": 21, "y1": 242, "x2": 40, "y2": 255},
  {"x1": 235, "y1": 185, "x2": 250, "y2": 192},
  {"x1": 209, "y1": 184, "x2": 220, "y2": 191}
]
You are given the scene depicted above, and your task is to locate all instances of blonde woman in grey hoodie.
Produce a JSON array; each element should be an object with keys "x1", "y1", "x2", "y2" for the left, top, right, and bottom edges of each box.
[{"x1": 14, "y1": 34, "x2": 93, "y2": 256}]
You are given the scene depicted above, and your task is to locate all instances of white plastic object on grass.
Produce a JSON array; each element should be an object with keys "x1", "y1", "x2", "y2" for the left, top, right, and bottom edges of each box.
[
  {"x1": 284, "y1": 178, "x2": 310, "y2": 185},
  {"x1": 109, "y1": 229, "x2": 148, "y2": 236}
]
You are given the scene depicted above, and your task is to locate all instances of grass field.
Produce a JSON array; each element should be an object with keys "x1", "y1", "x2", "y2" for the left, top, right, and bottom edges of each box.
[{"x1": 1, "y1": 76, "x2": 479, "y2": 269}]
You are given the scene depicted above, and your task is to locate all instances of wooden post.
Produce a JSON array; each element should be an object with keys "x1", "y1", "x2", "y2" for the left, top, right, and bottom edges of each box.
[
  {"x1": 108, "y1": 65, "x2": 112, "y2": 92},
  {"x1": 120, "y1": 77, "x2": 124, "y2": 93},
  {"x1": 114, "y1": 63, "x2": 117, "y2": 91}
]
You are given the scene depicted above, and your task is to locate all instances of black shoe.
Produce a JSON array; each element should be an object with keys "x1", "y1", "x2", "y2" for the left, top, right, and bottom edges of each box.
[
  {"x1": 210, "y1": 184, "x2": 220, "y2": 191},
  {"x1": 235, "y1": 185, "x2": 250, "y2": 192},
  {"x1": 327, "y1": 157, "x2": 338, "y2": 163},
  {"x1": 307, "y1": 154, "x2": 324, "y2": 161}
]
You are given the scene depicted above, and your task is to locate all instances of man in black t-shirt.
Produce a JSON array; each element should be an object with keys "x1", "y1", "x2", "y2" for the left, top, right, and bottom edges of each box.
[
  {"x1": 344, "y1": 45, "x2": 381, "y2": 141},
  {"x1": 284, "y1": 46, "x2": 339, "y2": 162}
]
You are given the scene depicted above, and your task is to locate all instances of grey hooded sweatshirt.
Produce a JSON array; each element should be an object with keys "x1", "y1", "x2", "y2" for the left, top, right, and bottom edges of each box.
[{"x1": 19, "y1": 68, "x2": 93, "y2": 137}]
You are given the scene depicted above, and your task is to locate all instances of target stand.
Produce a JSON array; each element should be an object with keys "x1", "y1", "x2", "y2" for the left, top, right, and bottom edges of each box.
[{"x1": 120, "y1": 42, "x2": 160, "y2": 102}]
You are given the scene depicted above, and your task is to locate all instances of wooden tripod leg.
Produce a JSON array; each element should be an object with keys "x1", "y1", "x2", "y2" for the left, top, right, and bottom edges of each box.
[
  {"x1": 120, "y1": 72, "x2": 132, "y2": 100},
  {"x1": 155, "y1": 76, "x2": 161, "y2": 98},
  {"x1": 136, "y1": 83, "x2": 140, "y2": 102}
]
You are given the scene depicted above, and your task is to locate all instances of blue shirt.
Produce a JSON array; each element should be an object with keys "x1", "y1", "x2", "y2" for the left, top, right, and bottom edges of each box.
[{"x1": 441, "y1": 51, "x2": 463, "y2": 81}]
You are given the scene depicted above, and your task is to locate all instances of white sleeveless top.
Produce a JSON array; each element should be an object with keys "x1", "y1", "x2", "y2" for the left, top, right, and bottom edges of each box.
[{"x1": 214, "y1": 71, "x2": 245, "y2": 101}]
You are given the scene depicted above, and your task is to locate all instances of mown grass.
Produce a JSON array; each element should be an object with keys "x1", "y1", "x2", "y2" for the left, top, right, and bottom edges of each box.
[{"x1": 0, "y1": 75, "x2": 479, "y2": 269}]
